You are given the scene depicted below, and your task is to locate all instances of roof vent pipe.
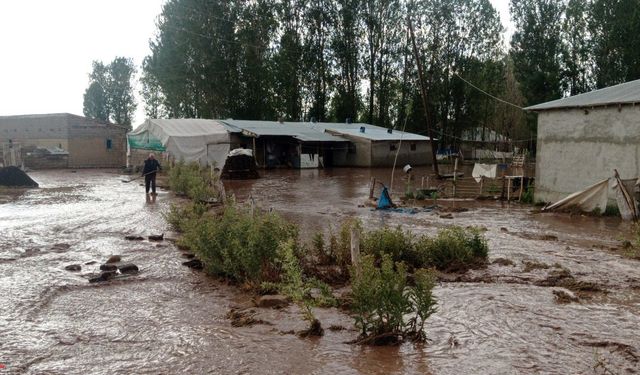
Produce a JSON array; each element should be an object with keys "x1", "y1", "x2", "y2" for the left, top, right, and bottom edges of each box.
[
  {"x1": 346, "y1": 117, "x2": 352, "y2": 124},
  {"x1": 360, "y1": 126, "x2": 366, "y2": 133},
  {"x1": 387, "y1": 128, "x2": 393, "y2": 134}
]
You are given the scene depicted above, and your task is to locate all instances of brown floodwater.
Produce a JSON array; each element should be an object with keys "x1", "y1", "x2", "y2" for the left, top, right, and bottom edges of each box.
[{"x1": 1, "y1": 168, "x2": 639, "y2": 374}]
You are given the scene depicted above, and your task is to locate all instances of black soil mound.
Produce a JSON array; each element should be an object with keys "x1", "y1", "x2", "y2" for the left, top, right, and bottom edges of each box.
[{"x1": 0, "y1": 166, "x2": 39, "y2": 187}]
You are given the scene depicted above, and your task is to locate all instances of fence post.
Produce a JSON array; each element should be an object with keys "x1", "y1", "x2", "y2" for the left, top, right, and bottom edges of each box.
[{"x1": 350, "y1": 227, "x2": 360, "y2": 272}]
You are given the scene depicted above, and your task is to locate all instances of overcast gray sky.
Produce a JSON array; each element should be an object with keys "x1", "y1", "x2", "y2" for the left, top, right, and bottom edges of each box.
[{"x1": 0, "y1": 0, "x2": 513, "y2": 125}]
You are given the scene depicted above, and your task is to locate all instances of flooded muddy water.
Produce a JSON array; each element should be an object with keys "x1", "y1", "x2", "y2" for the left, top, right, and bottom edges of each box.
[{"x1": 1, "y1": 168, "x2": 639, "y2": 374}]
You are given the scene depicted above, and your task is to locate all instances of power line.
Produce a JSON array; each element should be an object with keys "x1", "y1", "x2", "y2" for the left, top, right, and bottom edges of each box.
[{"x1": 454, "y1": 73, "x2": 527, "y2": 111}]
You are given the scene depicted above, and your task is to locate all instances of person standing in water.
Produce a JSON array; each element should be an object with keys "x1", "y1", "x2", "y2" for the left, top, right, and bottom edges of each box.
[{"x1": 142, "y1": 153, "x2": 161, "y2": 195}]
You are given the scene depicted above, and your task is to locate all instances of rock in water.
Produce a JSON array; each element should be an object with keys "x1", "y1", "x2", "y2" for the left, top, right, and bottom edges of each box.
[
  {"x1": 99, "y1": 264, "x2": 118, "y2": 271},
  {"x1": 182, "y1": 259, "x2": 203, "y2": 270},
  {"x1": 148, "y1": 233, "x2": 164, "y2": 241},
  {"x1": 0, "y1": 166, "x2": 39, "y2": 187},
  {"x1": 106, "y1": 255, "x2": 121, "y2": 263},
  {"x1": 254, "y1": 295, "x2": 290, "y2": 309},
  {"x1": 64, "y1": 264, "x2": 81, "y2": 271},
  {"x1": 89, "y1": 271, "x2": 116, "y2": 283},
  {"x1": 117, "y1": 263, "x2": 139, "y2": 274},
  {"x1": 124, "y1": 235, "x2": 144, "y2": 241}
]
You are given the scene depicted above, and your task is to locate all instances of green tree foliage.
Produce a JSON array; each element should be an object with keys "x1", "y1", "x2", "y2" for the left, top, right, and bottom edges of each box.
[
  {"x1": 83, "y1": 57, "x2": 137, "y2": 129},
  {"x1": 562, "y1": 0, "x2": 593, "y2": 95},
  {"x1": 509, "y1": 0, "x2": 565, "y2": 106},
  {"x1": 590, "y1": 0, "x2": 640, "y2": 88},
  {"x1": 139, "y1": 0, "x2": 636, "y2": 149}
]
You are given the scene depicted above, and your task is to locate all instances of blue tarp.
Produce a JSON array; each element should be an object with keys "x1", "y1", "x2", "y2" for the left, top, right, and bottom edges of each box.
[{"x1": 377, "y1": 187, "x2": 393, "y2": 209}]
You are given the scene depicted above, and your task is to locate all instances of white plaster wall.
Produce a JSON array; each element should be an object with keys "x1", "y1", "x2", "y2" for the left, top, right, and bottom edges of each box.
[{"x1": 536, "y1": 105, "x2": 640, "y2": 203}]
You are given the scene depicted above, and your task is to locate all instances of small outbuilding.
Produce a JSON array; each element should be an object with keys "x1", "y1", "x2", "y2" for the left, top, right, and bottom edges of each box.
[
  {"x1": 526, "y1": 79, "x2": 640, "y2": 203},
  {"x1": 0, "y1": 113, "x2": 127, "y2": 169},
  {"x1": 318, "y1": 123, "x2": 433, "y2": 167}
]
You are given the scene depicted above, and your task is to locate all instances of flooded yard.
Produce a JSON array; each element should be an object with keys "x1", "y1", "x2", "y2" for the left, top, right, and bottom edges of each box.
[{"x1": 1, "y1": 168, "x2": 639, "y2": 374}]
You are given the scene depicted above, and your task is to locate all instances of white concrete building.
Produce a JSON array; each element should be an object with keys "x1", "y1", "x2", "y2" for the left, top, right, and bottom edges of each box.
[{"x1": 526, "y1": 79, "x2": 640, "y2": 203}]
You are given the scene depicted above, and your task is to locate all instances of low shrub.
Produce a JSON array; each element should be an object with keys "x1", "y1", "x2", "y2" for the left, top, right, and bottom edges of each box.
[
  {"x1": 315, "y1": 221, "x2": 489, "y2": 274},
  {"x1": 361, "y1": 226, "x2": 414, "y2": 263},
  {"x1": 163, "y1": 202, "x2": 207, "y2": 232},
  {"x1": 168, "y1": 161, "x2": 218, "y2": 201},
  {"x1": 180, "y1": 202, "x2": 298, "y2": 284},
  {"x1": 521, "y1": 186, "x2": 534, "y2": 204},
  {"x1": 414, "y1": 226, "x2": 489, "y2": 272},
  {"x1": 314, "y1": 219, "x2": 361, "y2": 274},
  {"x1": 350, "y1": 255, "x2": 437, "y2": 344}
]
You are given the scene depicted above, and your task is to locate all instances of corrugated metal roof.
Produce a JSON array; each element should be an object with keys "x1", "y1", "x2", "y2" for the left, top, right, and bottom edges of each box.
[
  {"x1": 218, "y1": 119, "x2": 348, "y2": 142},
  {"x1": 313, "y1": 122, "x2": 431, "y2": 141},
  {"x1": 526, "y1": 79, "x2": 640, "y2": 111}
]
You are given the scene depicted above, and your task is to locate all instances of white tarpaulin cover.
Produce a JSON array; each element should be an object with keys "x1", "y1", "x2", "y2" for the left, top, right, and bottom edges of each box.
[
  {"x1": 543, "y1": 179, "x2": 609, "y2": 213},
  {"x1": 128, "y1": 119, "x2": 231, "y2": 168},
  {"x1": 543, "y1": 175, "x2": 640, "y2": 220},
  {"x1": 472, "y1": 163, "x2": 498, "y2": 182}
]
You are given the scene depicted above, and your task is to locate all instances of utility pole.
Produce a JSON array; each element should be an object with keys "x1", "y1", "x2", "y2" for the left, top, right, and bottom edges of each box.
[{"x1": 408, "y1": 13, "x2": 440, "y2": 177}]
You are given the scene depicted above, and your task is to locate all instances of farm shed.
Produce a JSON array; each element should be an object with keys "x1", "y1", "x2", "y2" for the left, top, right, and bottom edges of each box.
[{"x1": 526, "y1": 79, "x2": 640, "y2": 203}]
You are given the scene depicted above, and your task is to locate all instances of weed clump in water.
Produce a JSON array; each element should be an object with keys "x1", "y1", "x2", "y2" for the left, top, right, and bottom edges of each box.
[
  {"x1": 350, "y1": 255, "x2": 437, "y2": 344},
  {"x1": 168, "y1": 161, "x2": 220, "y2": 202},
  {"x1": 179, "y1": 201, "x2": 298, "y2": 285}
]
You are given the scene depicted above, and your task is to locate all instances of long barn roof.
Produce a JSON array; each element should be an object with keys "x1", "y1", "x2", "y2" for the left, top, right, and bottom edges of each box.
[{"x1": 526, "y1": 79, "x2": 640, "y2": 111}]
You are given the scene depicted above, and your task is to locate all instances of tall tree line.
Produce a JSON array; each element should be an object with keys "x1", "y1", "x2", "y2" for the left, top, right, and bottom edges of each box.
[{"x1": 138, "y1": 0, "x2": 640, "y2": 147}]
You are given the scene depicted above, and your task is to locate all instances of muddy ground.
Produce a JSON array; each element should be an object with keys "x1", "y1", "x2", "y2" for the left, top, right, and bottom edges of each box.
[{"x1": 1, "y1": 168, "x2": 639, "y2": 374}]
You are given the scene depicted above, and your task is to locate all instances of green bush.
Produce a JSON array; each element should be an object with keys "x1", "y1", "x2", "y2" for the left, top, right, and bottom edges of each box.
[
  {"x1": 521, "y1": 186, "x2": 534, "y2": 204},
  {"x1": 316, "y1": 222, "x2": 489, "y2": 274},
  {"x1": 351, "y1": 255, "x2": 409, "y2": 341},
  {"x1": 406, "y1": 268, "x2": 438, "y2": 342},
  {"x1": 414, "y1": 226, "x2": 488, "y2": 271},
  {"x1": 350, "y1": 255, "x2": 438, "y2": 344},
  {"x1": 163, "y1": 202, "x2": 207, "y2": 232},
  {"x1": 168, "y1": 161, "x2": 217, "y2": 201},
  {"x1": 362, "y1": 226, "x2": 414, "y2": 263},
  {"x1": 320, "y1": 219, "x2": 361, "y2": 274},
  {"x1": 181, "y1": 202, "x2": 298, "y2": 284}
]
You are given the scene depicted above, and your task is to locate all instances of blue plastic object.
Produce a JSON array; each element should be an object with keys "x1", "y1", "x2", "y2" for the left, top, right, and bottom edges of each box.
[{"x1": 377, "y1": 187, "x2": 393, "y2": 209}]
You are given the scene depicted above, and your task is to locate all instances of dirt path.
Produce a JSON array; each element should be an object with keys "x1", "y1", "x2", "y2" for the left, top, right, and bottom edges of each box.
[{"x1": 1, "y1": 168, "x2": 639, "y2": 374}]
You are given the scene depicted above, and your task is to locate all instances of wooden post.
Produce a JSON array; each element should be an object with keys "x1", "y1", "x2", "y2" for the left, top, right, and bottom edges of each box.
[
  {"x1": 421, "y1": 176, "x2": 425, "y2": 189},
  {"x1": 479, "y1": 176, "x2": 484, "y2": 196},
  {"x1": 518, "y1": 176, "x2": 524, "y2": 201},
  {"x1": 252, "y1": 137, "x2": 257, "y2": 165},
  {"x1": 350, "y1": 227, "x2": 360, "y2": 271},
  {"x1": 453, "y1": 157, "x2": 458, "y2": 198},
  {"x1": 369, "y1": 177, "x2": 376, "y2": 199}
]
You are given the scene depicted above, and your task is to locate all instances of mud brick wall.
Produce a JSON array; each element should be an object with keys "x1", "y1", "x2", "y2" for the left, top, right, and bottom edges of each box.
[
  {"x1": 24, "y1": 154, "x2": 69, "y2": 169},
  {"x1": 67, "y1": 117, "x2": 127, "y2": 168}
]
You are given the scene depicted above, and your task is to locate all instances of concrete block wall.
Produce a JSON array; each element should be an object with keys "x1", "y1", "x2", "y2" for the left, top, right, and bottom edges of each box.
[
  {"x1": 535, "y1": 105, "x2": 640, "y2": 203},
  {"x1": 371, "y1": 140, "x2": 431, "y2": 167},
  {"x1": 68, "y1": 117, "x2": 127, "y2": 168},
  {"x1": 331, "y1": 137, "x2": 372, "y2": 167}
]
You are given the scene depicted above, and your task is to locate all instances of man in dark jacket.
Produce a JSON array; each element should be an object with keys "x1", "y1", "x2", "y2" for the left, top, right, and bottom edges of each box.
[{"x1": 142, "y1": 153, "x2": 161, "y2": 194}]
